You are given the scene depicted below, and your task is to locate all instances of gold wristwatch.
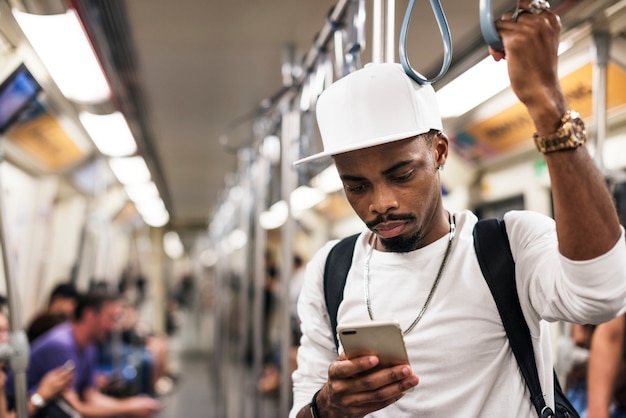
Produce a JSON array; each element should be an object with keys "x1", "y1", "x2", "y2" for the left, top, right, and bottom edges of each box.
[{"x1": 533, "y1": 110, "x2": 586, "y2": 153}]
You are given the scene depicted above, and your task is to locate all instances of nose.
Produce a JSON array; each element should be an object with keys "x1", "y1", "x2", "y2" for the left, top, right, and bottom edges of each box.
[{"x1": 368, "y1": 185, "x2": 399, "y2": 215}]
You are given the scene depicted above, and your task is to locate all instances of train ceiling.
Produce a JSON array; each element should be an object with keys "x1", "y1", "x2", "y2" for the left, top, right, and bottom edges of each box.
[{"x1": 2, "y1": 0, "x2": 624, "y2": 237}]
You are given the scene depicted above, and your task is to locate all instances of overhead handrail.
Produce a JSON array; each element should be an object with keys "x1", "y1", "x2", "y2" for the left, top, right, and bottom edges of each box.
[
  {"x1": 479, "y1": 0, "x2": 505, "y2": 51},
  {"x1": 399, "y1": 0, "x2": 453, "y2": 85}
]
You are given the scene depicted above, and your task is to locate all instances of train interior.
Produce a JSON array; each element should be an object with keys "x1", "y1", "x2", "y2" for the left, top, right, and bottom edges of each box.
[{"x1": 0, "y1": 0, "x2": 625, "y2": 417}]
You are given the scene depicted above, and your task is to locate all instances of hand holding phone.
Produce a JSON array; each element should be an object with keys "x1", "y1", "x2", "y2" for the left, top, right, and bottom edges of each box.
[{"x1": 337, "y1": 320, "x2": 410, "y2": 368}]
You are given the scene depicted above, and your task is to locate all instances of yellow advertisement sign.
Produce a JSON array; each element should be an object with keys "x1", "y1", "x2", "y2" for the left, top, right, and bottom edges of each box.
[
  {"x1": 458, "y1": 62, "x2": 626, "y2": 159},
  {"x1": 7, "y1": 112, "x2": 86, "y2": 171}
]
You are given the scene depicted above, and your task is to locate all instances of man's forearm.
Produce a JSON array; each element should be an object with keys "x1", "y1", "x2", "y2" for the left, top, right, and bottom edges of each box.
[
  {"x1": 545, "y1": 147, "x2": 621, "y2": 261},
  {"x1": 587, "y1": 316, "x2": 625, "y2": 418}
]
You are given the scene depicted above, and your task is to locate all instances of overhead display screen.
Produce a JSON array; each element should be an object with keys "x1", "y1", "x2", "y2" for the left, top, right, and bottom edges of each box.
[{"x1": 0, "y1": 64, "x2": 42, "y2": 134}]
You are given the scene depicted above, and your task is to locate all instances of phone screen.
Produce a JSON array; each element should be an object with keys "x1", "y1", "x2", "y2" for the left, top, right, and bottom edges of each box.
[{"x1": 63, "y1": 359, "x2": 75, "y2": 371}]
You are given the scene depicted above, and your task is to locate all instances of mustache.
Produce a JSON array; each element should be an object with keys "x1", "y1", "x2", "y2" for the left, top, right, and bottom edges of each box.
[{"x1": 365, "y1": 213, "x2": 416, "y2": 229}]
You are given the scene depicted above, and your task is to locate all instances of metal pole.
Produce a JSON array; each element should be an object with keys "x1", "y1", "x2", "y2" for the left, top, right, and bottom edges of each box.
[
  {"x1": 252, "y1": 158, "x2": 269, "y2": 418},
  {"x1": 301, "y1": 0, "x2": 351, "y2": 72},
  {"x1": 385, "y1": 0, "x2": 395, "y2": 63},
  {"x1": 0, "y1": 145, "x2": 29, "y2": 418},
  {"x1": 211, "y1": 246, "x2": 222, "y2": 418},
  {"x1": 210, "y1": 205, "x2": 229, "y2": 418},
  {"x1": 372, "y1": 0, "x2": 383, "y2": 63},
  {"x1": 279, "y1": 109, "x2": 299, "y2": 418},
  {"x1": 592, "y1": 30, "x2": 610, "y2": 172},
  {"x1": 235, "y1": 153, "x2": 253, "y2": 418}
]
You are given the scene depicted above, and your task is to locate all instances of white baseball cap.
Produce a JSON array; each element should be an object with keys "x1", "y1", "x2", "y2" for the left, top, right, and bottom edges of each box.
[{"x1": 294, "y1": 62, "x2": 443, "y2": 166}]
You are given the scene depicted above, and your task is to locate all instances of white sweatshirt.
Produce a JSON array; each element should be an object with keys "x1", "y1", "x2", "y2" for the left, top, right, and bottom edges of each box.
[{"x1": 290, "y1": 210, "x2": 626, "y2": 418}]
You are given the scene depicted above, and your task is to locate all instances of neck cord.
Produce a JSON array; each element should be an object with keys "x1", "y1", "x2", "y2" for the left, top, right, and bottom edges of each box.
[{"x1": 364, "y1": 213, "x2": 456, "y2": 336}]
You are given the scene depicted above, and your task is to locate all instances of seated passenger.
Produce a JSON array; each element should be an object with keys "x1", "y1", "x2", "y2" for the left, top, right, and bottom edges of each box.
[
  {"x1": 0, "y1": 310, "x2": 74, "y2": 417},
  {"x1": 9, "y1": 291, "x2": 161, "y2": 417},
  {"x1": 566, "y1": 316, "x2": 626, "y2": 418},
  {"x1": 120, "y1": 277, "x2": 177, "y2": 396},
  {"x1": 95, "y1": 299, "x2": 155, "y2": 397},
  {"x1": 26, "y1": 282, "x2": 79, "y2": 343}
]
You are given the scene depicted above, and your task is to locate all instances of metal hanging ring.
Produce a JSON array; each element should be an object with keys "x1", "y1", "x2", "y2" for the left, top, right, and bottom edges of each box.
[
  {"x1": 479, "y1": 0, "x2": 504, "y2": 51},
  {"x1": 399, "y1": 0, "x2": 453, "y2": 85}
]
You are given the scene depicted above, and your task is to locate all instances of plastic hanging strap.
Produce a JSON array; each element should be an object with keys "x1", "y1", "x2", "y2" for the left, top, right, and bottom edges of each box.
[
  {"x1": 479, "y1": 0, "x2": 505, "y2": 51},
  {"x1": 399, "y1": 0, "x2": 453, "y2": 85}
]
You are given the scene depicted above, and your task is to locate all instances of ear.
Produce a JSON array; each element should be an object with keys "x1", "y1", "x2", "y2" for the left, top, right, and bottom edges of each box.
[{"x1": 433, "y1": 132, "x2": 449, "y2": 167}]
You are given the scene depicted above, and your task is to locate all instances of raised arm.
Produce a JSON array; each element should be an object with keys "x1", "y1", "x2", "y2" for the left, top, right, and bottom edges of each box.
[{"x1": 493, "y1": 0, "x2": 621, "y2": 260}]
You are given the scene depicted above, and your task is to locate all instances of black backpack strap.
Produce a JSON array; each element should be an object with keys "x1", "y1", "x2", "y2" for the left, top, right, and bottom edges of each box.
[
  {"x1": 323, "y1": 233, "x2": 360, "y2": 351},
  {"x1": 473, "y1": 218, "x2": 554, "y2": 418}
]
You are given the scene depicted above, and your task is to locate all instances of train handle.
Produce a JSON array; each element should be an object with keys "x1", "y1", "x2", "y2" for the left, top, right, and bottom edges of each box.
[
  {"x1": 480, "y1": 0, "x2": 507, "y2": 52},
  {"x1": 399, "y1": 0, "x2": 453, "y2": 85}
]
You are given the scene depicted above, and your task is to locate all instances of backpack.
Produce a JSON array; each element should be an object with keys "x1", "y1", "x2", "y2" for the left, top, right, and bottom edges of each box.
[{"x1": 322, "y1": 218, "x2": 579, "y2": 418}]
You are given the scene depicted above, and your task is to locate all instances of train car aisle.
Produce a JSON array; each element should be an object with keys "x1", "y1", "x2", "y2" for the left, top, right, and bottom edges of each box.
[
  {"x1": 153, "y1": 308, "x2": 280, "y2": 417},
  {"x1": 155, "y1": 353, "x2": 213, "y2": 418},
  {"x1": 155, "y1": 308, "x2": 214, "y2": 418}
]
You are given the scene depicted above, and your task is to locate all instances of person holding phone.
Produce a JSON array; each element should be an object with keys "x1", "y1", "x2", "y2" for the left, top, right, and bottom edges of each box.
[
  {"x1": 289, "y1": 0, "x2": 626, "y2": 417},
  {"x1": 6, "y1": 292, "x2": 161, "y2": 418},
  {"x1": 0, "y1": 310, "x2": 74, "y2": 418}
]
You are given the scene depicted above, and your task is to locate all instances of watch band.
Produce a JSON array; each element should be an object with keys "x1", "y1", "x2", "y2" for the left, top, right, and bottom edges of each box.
[
  {"x1": 532, "y1": 110, "x2": 586, "y2": 153},
  {"x1": 310, "y1": 388, "x2": 322, "y2": 418},
  {"x1": 30, "y1": 392, "x2": 46, "y2": 408}
]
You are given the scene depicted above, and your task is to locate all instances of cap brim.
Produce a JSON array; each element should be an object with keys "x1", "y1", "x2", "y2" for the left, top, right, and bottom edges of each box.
[{"x1": 293, "y1": 129, "x2": 427, "y2": 166}]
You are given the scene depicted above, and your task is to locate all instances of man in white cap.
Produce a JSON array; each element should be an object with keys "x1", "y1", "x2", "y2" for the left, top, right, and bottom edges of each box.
[{"x1": 290, "y1": 0, "x2": 626, "y2": 417}]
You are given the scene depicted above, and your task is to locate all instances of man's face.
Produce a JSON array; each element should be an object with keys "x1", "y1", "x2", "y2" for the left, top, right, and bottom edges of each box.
[
  {"x1": 334, "y1": 134, "x2": 448, "y2": 252},
  {"x1": 90, "y1": 301, "x2": 123, "y2": 342}
]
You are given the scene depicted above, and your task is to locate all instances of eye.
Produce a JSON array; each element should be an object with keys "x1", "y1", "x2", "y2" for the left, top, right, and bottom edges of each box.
[
  {"x1": 344, "y1": 182, "x2": 369, "y2": 194},
  {"x1": 391, "y1": 170, "x2": 414, "y2": 183}
]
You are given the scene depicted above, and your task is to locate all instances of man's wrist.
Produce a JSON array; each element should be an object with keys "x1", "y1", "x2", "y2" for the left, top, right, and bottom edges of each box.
[
  {"x1": 310, "y1": 388, "x2": 322, "y2": 418},
  {"x1": 29, "y1": 392, "x2": 46, "y2": 409}
]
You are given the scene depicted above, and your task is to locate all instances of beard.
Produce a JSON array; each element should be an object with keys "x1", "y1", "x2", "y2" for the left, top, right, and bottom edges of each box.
[
  {"x1": 379, "y1": 230, "x2": 422, "y2": 253},
  {"x1": 366, "y1": 213, "x2": 422, "y2": 253}
]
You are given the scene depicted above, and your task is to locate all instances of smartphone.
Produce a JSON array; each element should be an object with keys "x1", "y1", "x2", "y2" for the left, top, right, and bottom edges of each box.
[
  {"x1": 63, "y1": 359, "x2": 75, "y2": 371},
  {"x1": 337, "y1": 320, "x2": 410, "y2": 368}
]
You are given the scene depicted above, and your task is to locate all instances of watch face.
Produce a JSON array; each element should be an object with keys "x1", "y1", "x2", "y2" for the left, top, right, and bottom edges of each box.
[
  {"x1": 569, "y1": 115, "x2": 587, "y2": 141},
  {"x1": 30, "y1": 393, "x2": 45, "y2": 407}
]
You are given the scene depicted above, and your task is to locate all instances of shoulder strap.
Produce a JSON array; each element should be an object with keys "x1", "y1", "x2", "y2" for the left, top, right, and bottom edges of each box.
[
  {"x1": 473, "y1": 218, "x2": 553, "y2": 418},
  {"x1": 323, "y1": 233, "x2": 360, "y2": 351}
]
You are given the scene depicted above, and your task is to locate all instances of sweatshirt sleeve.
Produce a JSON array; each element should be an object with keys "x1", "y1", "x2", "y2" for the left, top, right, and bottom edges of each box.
[{"x1": 505, "y1": 210, "x2": 626, "y2": 329}]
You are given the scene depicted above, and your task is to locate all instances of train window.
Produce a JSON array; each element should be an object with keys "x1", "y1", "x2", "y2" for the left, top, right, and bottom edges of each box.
[
  {"x1": 0, "y1": 64, "x2": 42, "y2": 134},
  {"x1": 474, "y1": 195, "x2": 525, "y2": 220}
]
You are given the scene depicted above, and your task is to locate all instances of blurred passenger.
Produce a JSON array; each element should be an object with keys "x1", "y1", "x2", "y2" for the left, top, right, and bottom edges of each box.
[
  {"x1": 97, "y1": 300, "x2": 176, "y2": 397},
  {"x1": 0, "y1": 310, "x2": 74, "y2": 417},
  {"x1": 175, "y1": 273, "x2": 195, "y2": 310},
  {"x1": 566, "y1": 316, "x2": 626, "y2": 418},
  {"x1": 10, "y1": 291, "x2": 161, "y2": 417},
  {"x1": 97, "y1": 275, "x2": 177, "y2": 397},
  {"x1": 26, "y1": 282, "x2": 79, "y2": 343},
  {"x1": 288, "y1": 255, "x2": 306, "y2": 377},
  {"x1": 258, "y1": 254, "x2": 306, "y2": 394},
  {"x1": 47, "y1": 283, "x2": 80, "y2": 318}
]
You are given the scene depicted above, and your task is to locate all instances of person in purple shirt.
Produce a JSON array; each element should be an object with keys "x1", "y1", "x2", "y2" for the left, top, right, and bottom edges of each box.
[{"x1": 23, "y1": 291, "x2": 161, "y2": 418}]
